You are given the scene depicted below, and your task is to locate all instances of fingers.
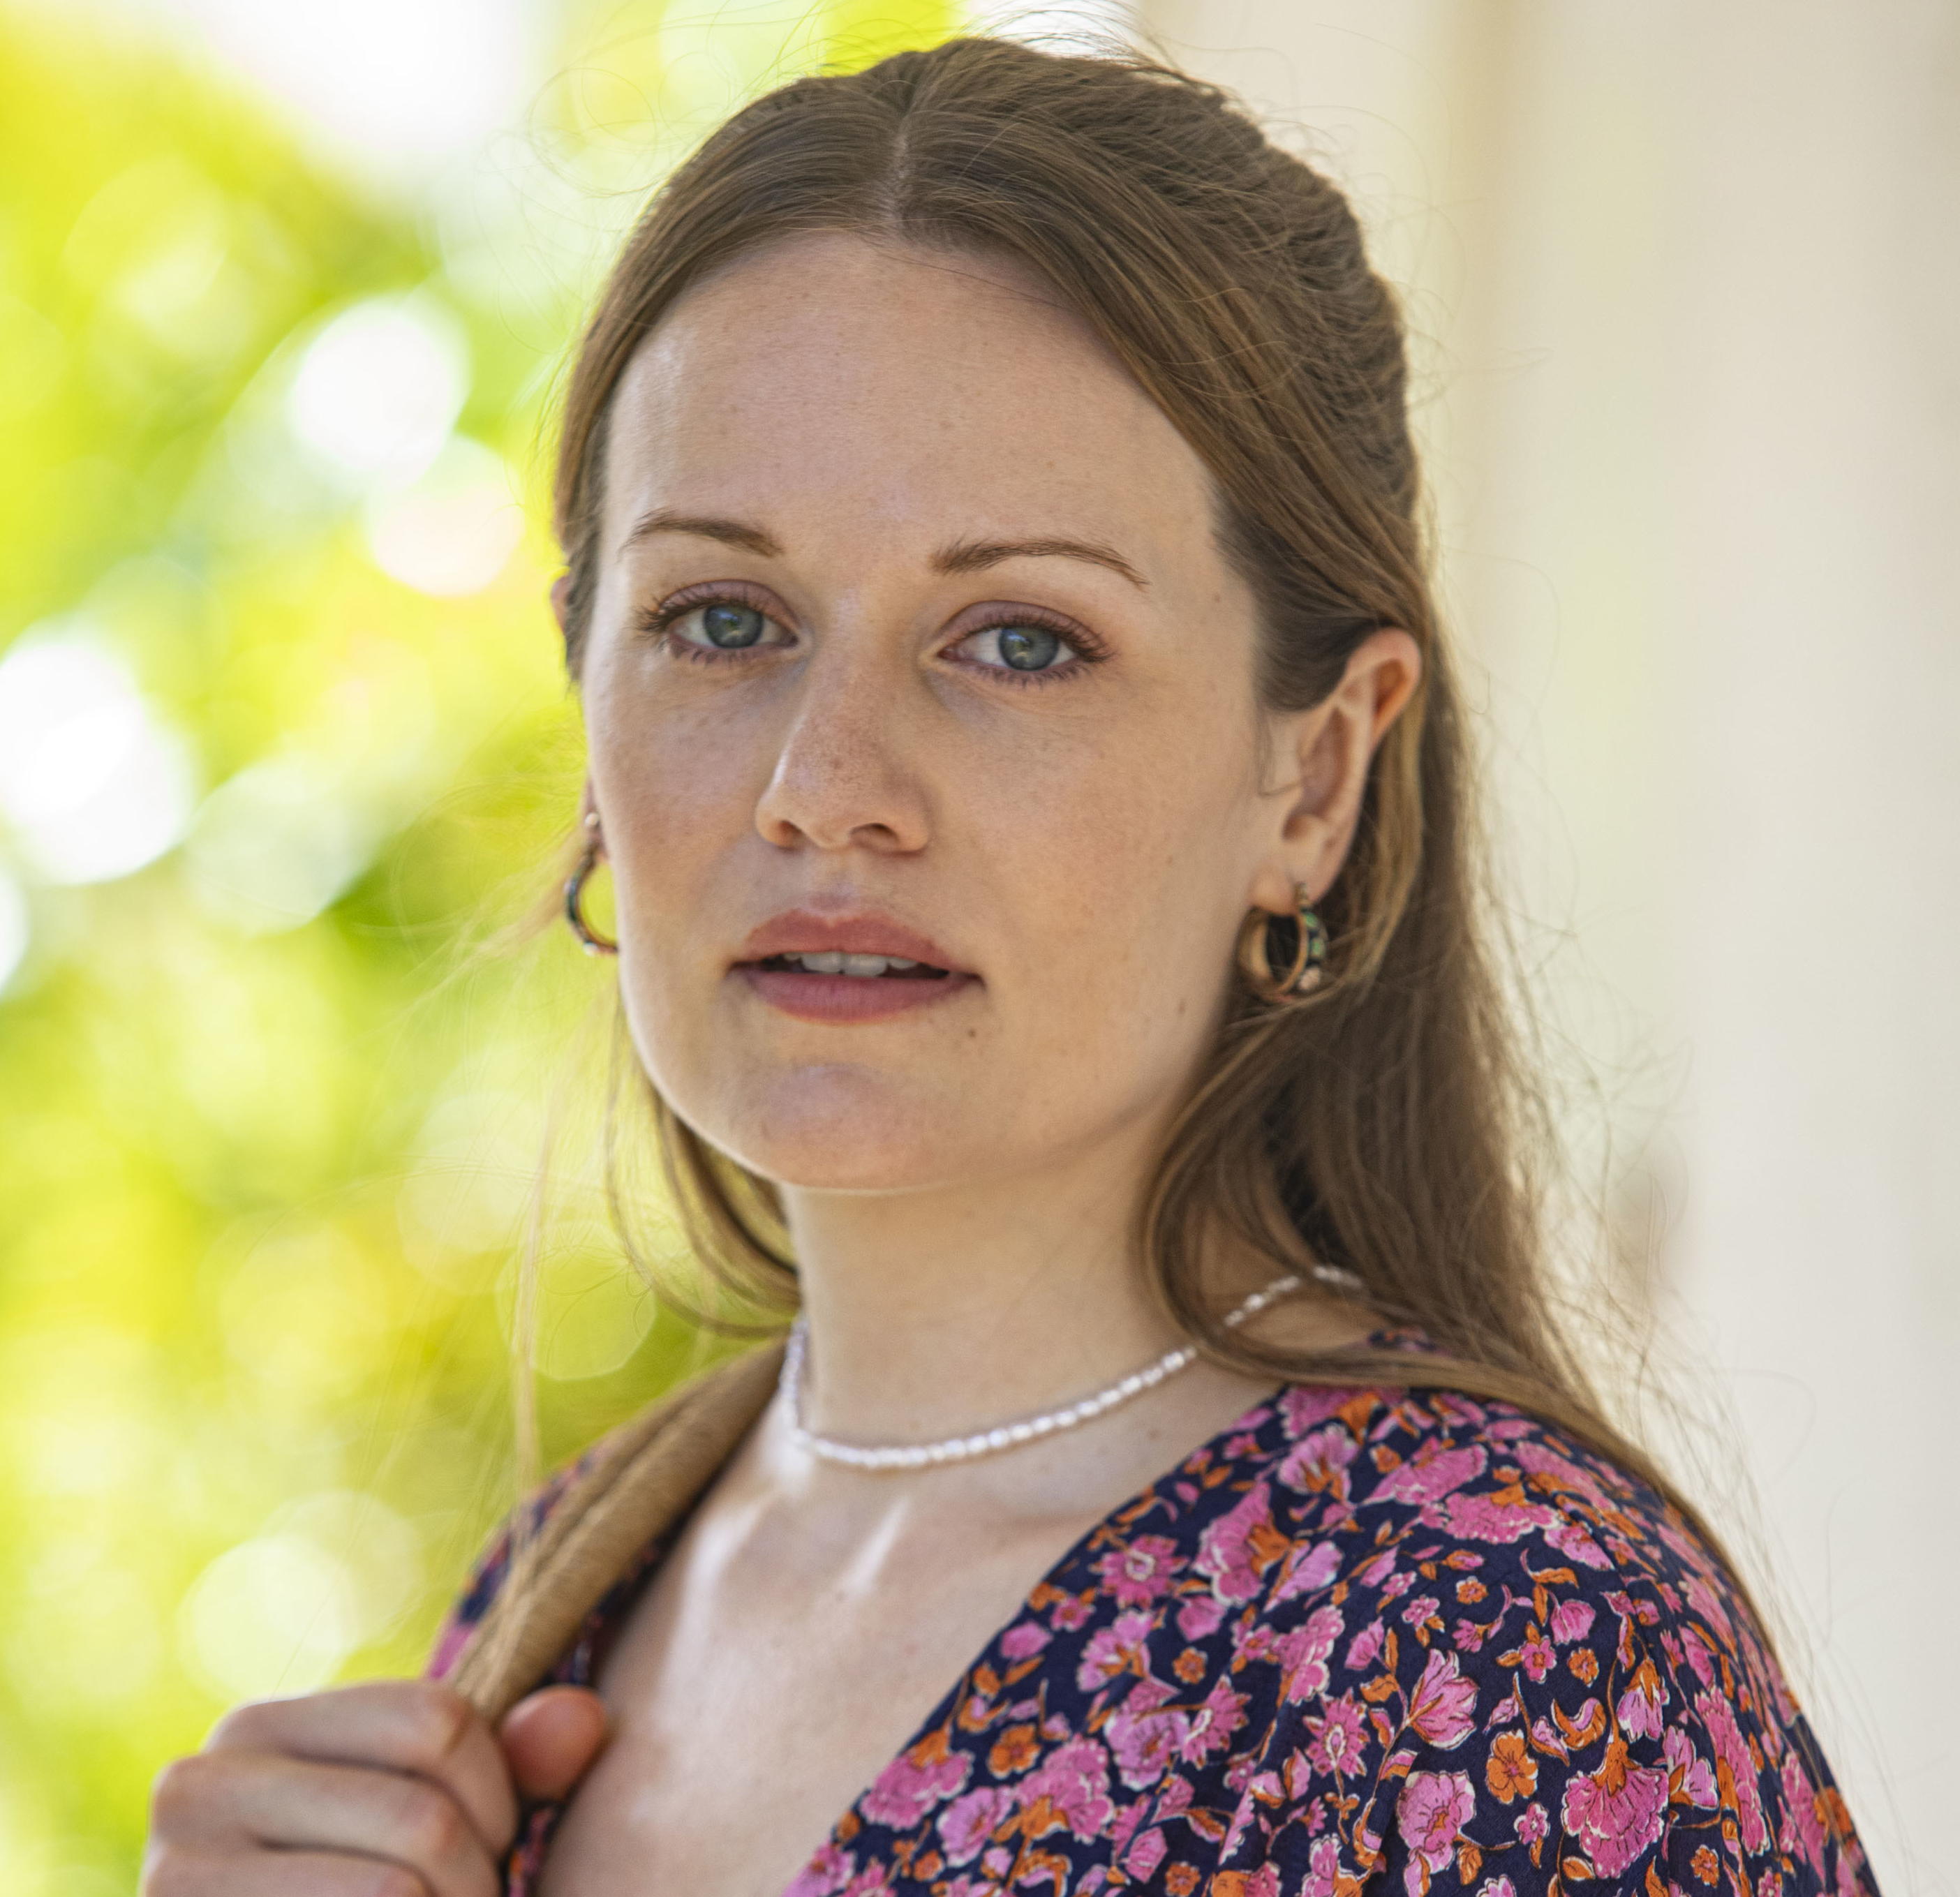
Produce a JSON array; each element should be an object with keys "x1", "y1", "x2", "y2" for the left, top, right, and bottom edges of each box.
[
  {"x1": 498, "y1": 1686, "x2": 611, "y2": 1801},
  {"x1": 149, "y1": 1750, "x2": 499, "y2": 1897},
  {"x1": 207, "y1": 1681, "x2": 517, "y2": 1859},
  {"x1": 143, "y1": 1844, "x2": 436, "y2": 1897}
]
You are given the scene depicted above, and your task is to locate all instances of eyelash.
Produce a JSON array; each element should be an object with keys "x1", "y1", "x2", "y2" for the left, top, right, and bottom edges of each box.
[{"x1": 632, "y1": 587, "x2": 1111, "y2": 687}]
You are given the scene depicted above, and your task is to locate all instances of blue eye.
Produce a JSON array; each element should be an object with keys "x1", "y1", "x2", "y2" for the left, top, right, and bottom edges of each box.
[
  {"x1": 699, "y1": 602, "x2": 767, "y2": 648},
  {"x1": 964, "y1": 623, "x2": 1078, "y2": 674},
  {"x1": 997, "y1": 625, "x2": 1063, "y2": 670}
]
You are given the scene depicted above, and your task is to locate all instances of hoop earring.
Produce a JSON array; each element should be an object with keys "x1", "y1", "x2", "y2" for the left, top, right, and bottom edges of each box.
[
  {"x1": 1235, "y1": 883, "x2": 1328, "y2": 1004},
  {"x1": 565, "y1": 812, "x2": 618, "y2": 956}
]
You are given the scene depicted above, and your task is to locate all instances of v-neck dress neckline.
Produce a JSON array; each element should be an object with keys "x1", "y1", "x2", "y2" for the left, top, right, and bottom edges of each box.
[
  {"x1": 776, "y1": 1377, "x2": 1295, "y2": 1895},
  {"x1": 551, "y1": 1369, "x2": 1298, "y2": 1895},
  {"x1": 429, "y1": 1324, "x2": 1880, "y2": 1897}
]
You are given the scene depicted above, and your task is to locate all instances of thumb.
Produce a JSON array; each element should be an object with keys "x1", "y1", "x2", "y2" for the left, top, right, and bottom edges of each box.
[{"x1": 498, "y1": 1686, "x2": 612, "y2": 1802}]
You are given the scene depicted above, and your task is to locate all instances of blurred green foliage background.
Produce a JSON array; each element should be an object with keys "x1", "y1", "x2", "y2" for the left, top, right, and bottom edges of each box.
[{"x1": 0, "y1": 0, "x2": 951, "y2": 1884}]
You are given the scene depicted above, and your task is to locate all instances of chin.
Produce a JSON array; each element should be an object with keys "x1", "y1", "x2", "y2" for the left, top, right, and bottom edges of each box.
[{"x1": 678, "y1": 1062, "x2": 978, "y2": 1192}]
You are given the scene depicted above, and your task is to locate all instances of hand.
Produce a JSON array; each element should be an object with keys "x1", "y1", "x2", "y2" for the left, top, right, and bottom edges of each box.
[{"x1": 141, "y1": 1679, "x2": 610, "y2": 1896}]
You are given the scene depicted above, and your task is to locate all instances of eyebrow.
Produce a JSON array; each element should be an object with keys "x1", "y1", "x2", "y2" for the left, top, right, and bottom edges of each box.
[
  {"x1": 933, "y1": 534, "x2": 1149, "y2": 590},
  {"x1": 619, "y1": 509, "x2": 782, "y2": 559},
  {"x1": 619, "y1": 510, "x2": 1149, "y2": 590}
]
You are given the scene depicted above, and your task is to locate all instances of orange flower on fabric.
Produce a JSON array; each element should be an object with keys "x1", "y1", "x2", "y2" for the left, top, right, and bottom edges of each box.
[
  {"x1": 1485, "y1": 1730, "x2": 1538, "y2": 1804},
  {"x1": 988, "y1": 1723, "x2": 1040, "y2": 1776}
]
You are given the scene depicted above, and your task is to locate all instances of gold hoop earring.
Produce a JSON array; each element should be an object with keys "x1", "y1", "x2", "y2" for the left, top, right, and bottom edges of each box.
[
  {"x1": 565, "y1": 812, "x2": 618, "y2": 956},
  {"x1": 1235, "y1": 883, "x2": 1328, "y2": 1004}
]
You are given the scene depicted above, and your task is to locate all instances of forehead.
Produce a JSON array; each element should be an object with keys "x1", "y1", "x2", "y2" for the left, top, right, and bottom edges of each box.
[{"x1": 600, "y1": 232, "x2": 1220, "y2": 563}]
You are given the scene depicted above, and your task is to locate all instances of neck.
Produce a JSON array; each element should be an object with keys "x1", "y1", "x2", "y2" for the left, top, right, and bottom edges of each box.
[{"x1": 778, "y1": 1122, "x2": 1200, "y2": 1448}]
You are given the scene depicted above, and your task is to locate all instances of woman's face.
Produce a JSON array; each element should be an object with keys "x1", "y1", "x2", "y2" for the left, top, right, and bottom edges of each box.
[{"x1": 580, "y1": 232, "x2": 1330, "y2": 1193}]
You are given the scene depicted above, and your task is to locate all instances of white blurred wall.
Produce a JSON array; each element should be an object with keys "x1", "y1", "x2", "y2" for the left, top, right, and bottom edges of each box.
[{"x1": 1144, "y1": 2, "x2": 1957, "y2": 1887}]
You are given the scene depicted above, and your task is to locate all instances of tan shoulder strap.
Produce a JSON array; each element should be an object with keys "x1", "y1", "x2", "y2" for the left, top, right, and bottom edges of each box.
[{"x1": 445, "y1": 1343, "x2": 785, "y2": 1723}]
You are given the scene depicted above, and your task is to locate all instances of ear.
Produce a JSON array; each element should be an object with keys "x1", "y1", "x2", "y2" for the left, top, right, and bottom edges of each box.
[
  {"x1": 1248, "y1": 627, "x2": 1422, "y2": 915},
  {"x1": 550, "y1": 572, "x2": 573, "y2": 633}
]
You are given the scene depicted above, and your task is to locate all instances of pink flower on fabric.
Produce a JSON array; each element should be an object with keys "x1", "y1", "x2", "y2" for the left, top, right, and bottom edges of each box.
[
  {"x1": 1684, "y1": 1575, "x2": 1737, "y2": 1645},
  {"x1": 1396, "y1": 1771, "x2": 1476, "y2": 1894},
  {"x1": 1178, "y1": 1593, "x2": 1228, "y2": 1639},
  {"x1": 1695, "y1": 1688, "x2": 1769, "y2": 1851},
  {"x1": 1304, "y1": 1693, "x2": 1370, "y2": 1777},
  {"x1": 1680, "y1": 1623, "x2": 1716, "y2": 1687},
  {"x1": 1514, "y1": 1440, "x2": 1612, "y2": 1510},
  {"x1": 1617, "y1": 1679, "x2": 1665, "y2": 1741},
  {"x1": 997, "y1": 1621, "x2": 1049, "y2": 1661},
  {"x1": 1049, "y1": 1591, "x2": 1092, "y2": 1631},
  {"x1": 1123, "y1": 1824, "x2": 1168, "y2": 1878},
  {"x1": 1345, "y1": 1619, "x2": 1386, "y2": 1669},
  {"x1": 1018, "y1": 1736, "x2": 1115, "y2": 1841},
  {"x1": 1278, "y1": 1424, "x2": 1361, "y2": 1496},
  {"x1": 1516, "y1": 1631, "x2": 1556, "y2": 1681},
  {"x1": 1302, "y1": 1833, "x2": 1345, "y2": 1897},
  {"x1": 1278, "y1": 1603, "x2": 1346, "y2": 1702},
  {"x1": 1378, "y1": 1443, "x2": 1487, "y2": 1505},
  {"x1": 841, "y1": 1867, "x2": 898, "y2": 1897},
  {"x1": 1074, "y1": 1609, "x2": 1157, "y2": 1693},
  {"x1": 1108, "y1": 1699, "x2": 1189, "y2": 1789},
  {"x1": 784, "y1": 1841, "x2": 855, "y2": 1897},
  {"x1": 1544, "y1": 1518, "x2": 1611, "y2": 1568},
  {"x1": 1780, "y1": 1755, "x2": 1829, "y2": 1877},
  {"x1": 1406, "y1": 1648, "x2": 1478, "y2": 1748},
  {"x1": 1549, "y1": 1599, "x2": 1596, "y2": 1643},
  {"x1": 1094, "y1": 1534, "x2": 1181, "y2": 1607},
  {"x1": 1663, "y1": 1726, "x2": 1718, "y2": 1807},
  {"x1": 1444, "y1": 1492, "x2": 1554, "y2": 1543},
  {"x1": 1561, "y1": 1740, "x2": 1668, "y2": 1877},
  {"x1": 1228, "y1": 1871, "x2": 1282, "y2": 1897},
  {"x1": 861, "y1": 1746, "x2": 971, "y2": 1829},
  {"x1": 1194, "y1": 1480, "x2": 1282, "y2": 1603},
  {"x1": 1402, "y1": 1593, "x2": 1441, "y2": 1628},
  {"x1": 1515, "y1": 1801, "x2": 1549, "y2": 1846},
  {"x1": 1181, "y1": 1674, "x2": 1249, "y2": 1765},
  {"x1": 937, "y1": 1787, "x2": 1016, "y2": 1866},
  {"x1": 1272, "y1": 1538, "x2": 1344, "y2": 1603},
  {"x1": 1280, "y1": 1385, "x2": 1356, "y2": 1435}
]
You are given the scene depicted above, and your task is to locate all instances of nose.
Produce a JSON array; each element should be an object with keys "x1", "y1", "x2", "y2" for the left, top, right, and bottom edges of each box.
[{"x1": 752, "y1": 637, "x2": 930, "y2": 855}]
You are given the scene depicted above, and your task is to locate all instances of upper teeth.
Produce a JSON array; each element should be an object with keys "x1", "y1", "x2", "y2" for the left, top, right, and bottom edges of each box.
[{"x1": 786, "y1": 951, "x2": 920, "y2": 976}]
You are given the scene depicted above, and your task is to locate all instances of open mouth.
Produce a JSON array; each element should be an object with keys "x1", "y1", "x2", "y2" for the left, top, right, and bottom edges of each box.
[{"x1": 750, "y1": 951, "x2": 952, "y2": 981}]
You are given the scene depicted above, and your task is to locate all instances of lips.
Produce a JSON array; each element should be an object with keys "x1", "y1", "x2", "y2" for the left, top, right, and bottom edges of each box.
[
  {"x1": 732, "y1": 907, "x2": 977, "y2": 1023},
  {"x1": 734, "y1": 909, "x2": 970, "y2": 975}
]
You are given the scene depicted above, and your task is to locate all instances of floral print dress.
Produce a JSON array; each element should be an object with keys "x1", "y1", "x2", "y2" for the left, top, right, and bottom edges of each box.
[{"x1": 426, "y1": 1331, "x2": 1878, "y2": 1896}]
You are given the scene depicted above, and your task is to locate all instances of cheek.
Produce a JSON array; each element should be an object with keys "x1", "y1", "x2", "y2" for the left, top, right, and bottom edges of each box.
[
  {"x1": 991, "y1": 709, "x2": 1254, "y2": 1077},
  {"x1": 586, "y1": 676, "x2": 756, "y2": 905}
]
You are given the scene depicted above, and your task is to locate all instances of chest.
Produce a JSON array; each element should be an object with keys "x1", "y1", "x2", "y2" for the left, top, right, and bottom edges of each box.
[{"x1": 535, "y1": 1494, "x2": 1105, "y2": 1897}]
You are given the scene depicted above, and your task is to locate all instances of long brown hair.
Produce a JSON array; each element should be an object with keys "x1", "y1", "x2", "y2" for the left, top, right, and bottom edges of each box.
[{"x1": 549, "y1": 36, "x2": 1734, "y2": 1571}]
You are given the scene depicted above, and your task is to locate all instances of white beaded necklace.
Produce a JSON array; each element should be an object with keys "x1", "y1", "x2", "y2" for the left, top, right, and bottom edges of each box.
[{"x1": 781, "y1": 1272, "x2": 1307, "y2": 1471}]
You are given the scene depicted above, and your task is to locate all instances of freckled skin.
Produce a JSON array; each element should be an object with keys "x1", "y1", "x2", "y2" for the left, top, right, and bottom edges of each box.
[
  {"x1": 546, "y1": 232, "x2": 1420, "y2": 1897},
  {"x1": 583, "y1": 240, "x2": 1281, "y2": 1197}
]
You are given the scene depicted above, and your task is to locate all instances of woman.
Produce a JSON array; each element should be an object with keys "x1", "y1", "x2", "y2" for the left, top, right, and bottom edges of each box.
[{"x1": 141, "y1": 36, "x2": 1877, "y2": 1897}]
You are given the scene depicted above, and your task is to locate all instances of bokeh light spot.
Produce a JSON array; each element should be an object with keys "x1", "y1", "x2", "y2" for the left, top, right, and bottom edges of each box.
[
  {"x1": 184, "y1": 755, "x2": 373, "y2": 933},
  {"x1": 178, "y1": 1532, "x2": 362, "y2": 1700},
  {"x1": 365, "y1": 435, "x2": 524, "y2": 595},
  {"x1": 286, "y1": 295, "x2": 469, "y2": 490},
  {"x1": 0, "y1": 622, "x2": 197, "y2": 885}
]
